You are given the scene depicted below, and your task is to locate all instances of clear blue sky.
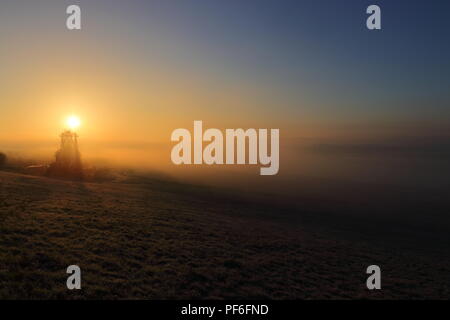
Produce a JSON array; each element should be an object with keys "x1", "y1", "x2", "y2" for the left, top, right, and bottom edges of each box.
[{"x1": 1, "y1": 0, "x2": 449, "y2": 142}]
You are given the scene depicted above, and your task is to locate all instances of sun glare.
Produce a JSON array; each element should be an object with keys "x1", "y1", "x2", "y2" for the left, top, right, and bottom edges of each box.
[{"x1": 66, "y1": 116, "x2": 81, "y2": 130}]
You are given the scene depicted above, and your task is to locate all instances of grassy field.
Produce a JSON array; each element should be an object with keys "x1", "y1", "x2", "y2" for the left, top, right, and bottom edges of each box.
[{"x1": 1, "y1": 170, "x2": 450, "y2": 299}]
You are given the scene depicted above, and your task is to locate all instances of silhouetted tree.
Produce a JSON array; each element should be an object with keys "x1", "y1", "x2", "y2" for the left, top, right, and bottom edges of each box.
[
  {"x1": 0, "y1": 152, "x2": 6, "y2": 168},
  {"x1": 46, "y1": 131, "x2": 83, "y2": 180}
]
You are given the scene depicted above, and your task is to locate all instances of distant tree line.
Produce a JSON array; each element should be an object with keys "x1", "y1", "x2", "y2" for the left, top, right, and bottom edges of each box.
[{"x1": 0, "y1": 152, "x2": 7, "y2": 168}]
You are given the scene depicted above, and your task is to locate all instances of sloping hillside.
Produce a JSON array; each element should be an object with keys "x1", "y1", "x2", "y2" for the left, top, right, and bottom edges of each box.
[{"x1": 1, "y1": 171, "x2": 449, "y2": 299}]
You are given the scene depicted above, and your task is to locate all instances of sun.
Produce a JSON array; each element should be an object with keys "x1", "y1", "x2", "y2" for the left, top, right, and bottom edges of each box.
[{"x1": 66, "y1": 115, "x2": 81, "y2": 130}]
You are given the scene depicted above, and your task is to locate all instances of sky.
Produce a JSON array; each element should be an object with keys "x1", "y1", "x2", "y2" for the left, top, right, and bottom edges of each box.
[{"x1": 1, "y1": 0, "x2": 449, "y2": 190}]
